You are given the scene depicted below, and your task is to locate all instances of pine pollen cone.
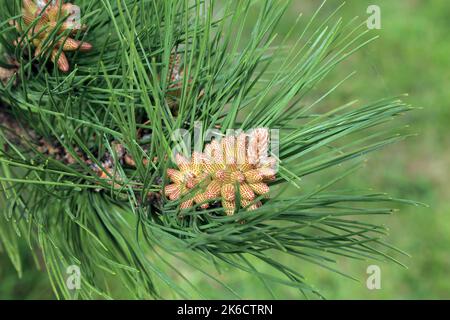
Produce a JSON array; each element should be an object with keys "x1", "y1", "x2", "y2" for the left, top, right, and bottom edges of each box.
[
  {"x1": 165, "y1": 128, "x2": 277, "y2": 216},
  {"x1": 13, "y1": 0, "x2": 93, "y2": 72}
]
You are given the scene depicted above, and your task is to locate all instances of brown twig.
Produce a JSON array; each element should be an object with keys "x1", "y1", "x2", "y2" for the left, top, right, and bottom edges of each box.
[{"x1": 0, "y1": 103, "x2": 160, "y2": 202}]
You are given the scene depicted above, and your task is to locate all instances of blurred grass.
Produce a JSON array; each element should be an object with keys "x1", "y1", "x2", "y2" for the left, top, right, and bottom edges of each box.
[
  {"x1": 1, "y1": 0, "x2": 449, "y2": 299},
  {"x1": 299, "y1": 0, "x2": 450, "y2": 299},
  {"x1": 250, "y1": 0, "x2": 450, "y2": 299},
  {"x1": 0, "y1": 247, "x2": 53, "y2": 299}
]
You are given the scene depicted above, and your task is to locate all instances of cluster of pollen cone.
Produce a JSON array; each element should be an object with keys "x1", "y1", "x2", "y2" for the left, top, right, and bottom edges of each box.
[
  {"x1": 165, "y1": 128, "x2": 277, "y2": 215},
  {"x1": 11, "y1": 0, "x2": 92, "y2": 72}
]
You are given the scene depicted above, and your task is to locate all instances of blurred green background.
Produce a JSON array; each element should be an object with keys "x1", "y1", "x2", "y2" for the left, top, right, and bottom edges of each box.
[{"x1": 1, "y1": 0, "x2": 449, "y2": 299}]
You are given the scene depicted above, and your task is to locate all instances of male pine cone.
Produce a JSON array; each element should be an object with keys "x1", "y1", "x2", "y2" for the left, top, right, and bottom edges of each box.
[
  {"x1": 165, "y1": 129, "x2": 277, "y2": 215},
  {"x1": 11, "y1": 0, "x2": 92, "y2": 72}
]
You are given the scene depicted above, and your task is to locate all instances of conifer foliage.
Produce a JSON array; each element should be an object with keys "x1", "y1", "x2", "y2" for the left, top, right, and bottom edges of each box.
[{"x1": 0, "y1": 0, "x2": 413, "y2": 299}]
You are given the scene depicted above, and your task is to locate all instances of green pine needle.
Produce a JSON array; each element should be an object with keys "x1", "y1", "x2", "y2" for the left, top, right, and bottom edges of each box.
[{"x1": 0, "y1": 0, "x2": 418, "y2": 299}]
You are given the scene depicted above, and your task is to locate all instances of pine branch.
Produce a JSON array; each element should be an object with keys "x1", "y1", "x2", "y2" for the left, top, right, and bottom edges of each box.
[{"x1": 0, "y1": 0, "x2": 418, "y2": 299}]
